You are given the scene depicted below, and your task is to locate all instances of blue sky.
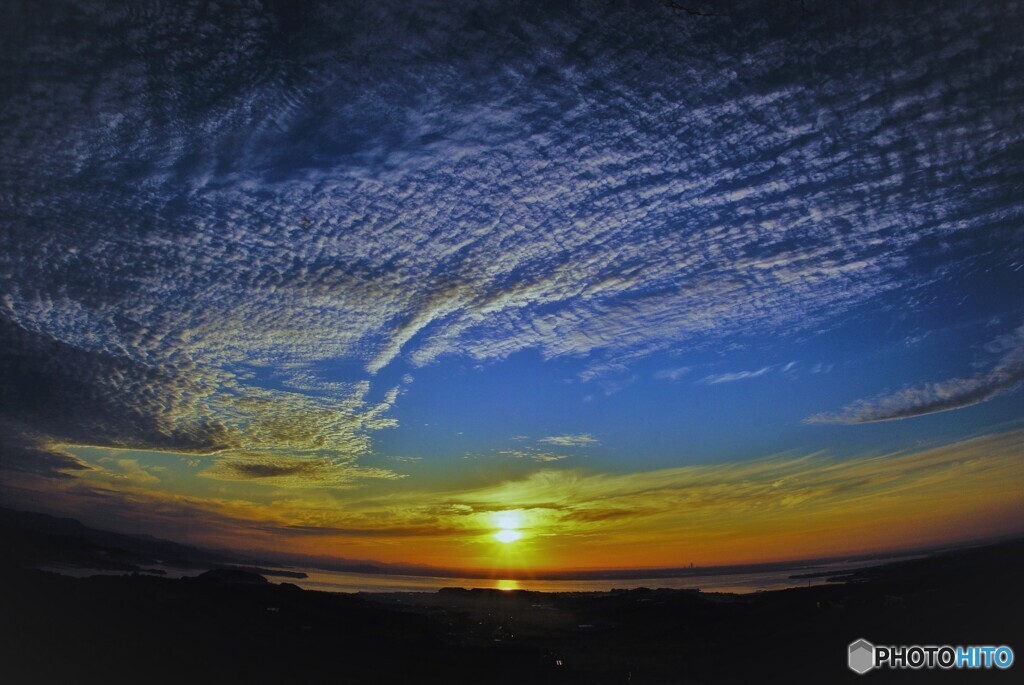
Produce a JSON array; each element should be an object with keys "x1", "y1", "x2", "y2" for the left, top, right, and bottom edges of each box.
[{"x1": 0, "y1": 0, "x2": 1022, "y2": 568}]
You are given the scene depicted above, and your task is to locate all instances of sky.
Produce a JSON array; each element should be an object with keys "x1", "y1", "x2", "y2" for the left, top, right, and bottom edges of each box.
[{"x1": 1, "y1": 0, "x2": 1022, "y2": 575}]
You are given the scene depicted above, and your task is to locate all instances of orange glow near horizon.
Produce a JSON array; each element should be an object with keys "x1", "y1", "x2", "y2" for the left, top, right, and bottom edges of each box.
[{"x1": 12, "y1": 430, "x2": 1024, "y2": 576}]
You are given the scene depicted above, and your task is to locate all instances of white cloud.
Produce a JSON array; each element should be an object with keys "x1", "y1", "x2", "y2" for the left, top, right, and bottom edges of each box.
[
  {"x1": 1, "y1": 0, "x2": 1021, "y2": 477},
  {"x1": 654, "y1": 366, "x2": 691, "y2": 381},
  {"x1": 808, "y1": 325, "x2": 1024, "y2": 424},
  {"x1": 700, "y1": 366, "x2": 772, "y2": 385},
  {"x1": 499, "y1": 449, "x2": 569, "y2": 463},
  {"x1": 539, "y1": 434, "x2": 600, "y2": 447}
]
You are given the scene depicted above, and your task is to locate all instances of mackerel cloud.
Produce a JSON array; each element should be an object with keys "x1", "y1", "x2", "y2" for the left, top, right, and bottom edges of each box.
[{"x1": 1, "y1": 0, "x2": 1022, "y2": 477}]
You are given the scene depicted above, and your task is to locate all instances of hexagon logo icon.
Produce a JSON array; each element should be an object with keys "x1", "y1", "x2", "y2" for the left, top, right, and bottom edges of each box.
[{"x1": 849, "y1": 639, "x2": 875, "y2": 674}]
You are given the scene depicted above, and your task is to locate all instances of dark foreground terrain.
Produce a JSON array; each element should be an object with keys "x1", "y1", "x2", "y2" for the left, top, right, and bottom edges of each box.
[{"x1": 2, "y1": 539, "x2": 1022, "y2": 684}]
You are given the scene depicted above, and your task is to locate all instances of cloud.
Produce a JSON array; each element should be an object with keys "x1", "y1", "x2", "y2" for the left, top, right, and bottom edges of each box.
[
  {"x1": 422, "y1": 430, "x2": 1024, "y2": 565},
  {"x1": 700, "y1": 366, "x2": 772, "y2": 384},
  {"x1": 807, "y1": 325, "x2": 1024, "y2": 424},
  {"x1": 0, "y1": 0, "x2": 1021, "y2": 480},
  {"x1": 104, "y1": 458, "x2": 160, "y2": 485},
  {"x1": 654, "y1": 366, "x2": 691, "y2": 381},
  {"x1": 532, "y1": 454, "x2": 569, "y2": 463},
  {"x1": 200, "y1": 452, "x2": 403, "y2": 487},
  {"x1": 499, "y1": 449, "x2": 569, "y2": 463},
  {"x1": 5, "y1": 430, "x2": 1024, "y2": 569},
  {"x1": 538, "y1": 434, "x2": 599, "y2": 447},
  {"x1": 0, "y1": 295, "x2": 404, "y2": 482},
  {"x1": 0, "y1": 436, "x2": 93, "y2": 480}
]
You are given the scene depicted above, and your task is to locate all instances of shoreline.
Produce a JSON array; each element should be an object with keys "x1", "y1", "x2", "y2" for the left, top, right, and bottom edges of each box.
[{"x1": 5, "y1": 538, "x2": 1022, "y2": 683}]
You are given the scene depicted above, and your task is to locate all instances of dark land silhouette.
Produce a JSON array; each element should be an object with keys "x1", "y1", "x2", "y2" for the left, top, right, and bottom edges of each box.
[{"x1": 1, "y1": 509, "x2": 1021, "y2": 683}]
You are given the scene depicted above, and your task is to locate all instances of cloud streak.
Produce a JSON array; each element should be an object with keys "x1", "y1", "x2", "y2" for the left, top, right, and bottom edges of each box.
[
  {"x1": 538, "y1": 434, "x2": 599, "y2": 447},
  {"x1": 653, "y1": 366, "x2": 691, "y2": 382},
  {"x1": 700, "y1": 366, "x2": 772, "y2": 385},
  {"x1": 499, "y1": 449, "x2": 569, "y2": 463},
  {"x1": 5, "y1": 430, "x2": 1023, "y2": 570},
  {"x1": 808, "y1": 325, "x2": 1024, "y2": 424}
]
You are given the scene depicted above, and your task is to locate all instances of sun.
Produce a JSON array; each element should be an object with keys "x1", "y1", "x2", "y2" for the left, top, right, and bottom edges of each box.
[
  {"x1": 494, "y1": 529, "x2": 522, "y2": 544},
  {"x1": 492, "y1": 510, "x2": 525, "y2": 544}
]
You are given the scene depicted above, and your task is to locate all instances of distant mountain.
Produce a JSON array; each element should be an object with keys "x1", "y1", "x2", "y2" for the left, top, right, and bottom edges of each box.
[
  {"x1": 0, "y1": 507, "x2": 430, "y2": 579},
  {"x1": 0, "y1": 507, "x2": 245, "y2": 573}
]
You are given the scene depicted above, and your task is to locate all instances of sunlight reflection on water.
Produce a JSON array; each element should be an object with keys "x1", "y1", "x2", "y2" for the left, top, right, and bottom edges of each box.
[{"x1": 43, "y1": 555, "x2": 920, "y2": 595}]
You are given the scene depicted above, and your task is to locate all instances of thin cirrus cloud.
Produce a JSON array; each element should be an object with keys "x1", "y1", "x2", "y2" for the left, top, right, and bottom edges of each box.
[
  {"x1": 538, "y1": 434, "x2": 600, "y2": 447},
  {"x1": 654, "y1": 366, "x2": 691, "y2": 382},
  {"x1": 428, "y1": 431, "x2": 1024, "y2": 568},
  {"x1": 0, "y1": 0, "x2": 1021, "y2": 484},
  {"x1": 700, "y1": 366, "x2": 773, "y2": 385},
  {"x1": 8, "y1": 430, "x2": 1023, "y2": 570},
  {"x1": 808, "y1": 325, "x2": 1024, "y2": 424},
  {"x1": 499, "y1": 449, "x2": 569, "y2": 464}
]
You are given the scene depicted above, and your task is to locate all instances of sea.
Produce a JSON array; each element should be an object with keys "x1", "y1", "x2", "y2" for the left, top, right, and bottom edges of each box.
[{"x1": 42, "y1": 555, "x2": 914, "y2": 595}]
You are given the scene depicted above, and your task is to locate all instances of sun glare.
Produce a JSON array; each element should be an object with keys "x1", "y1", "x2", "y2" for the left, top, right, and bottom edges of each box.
[
  {"x1": 494, "y1": 529, "x2": 522, "y2": 543},
  {"x1": 492, "y1": 510, "x2": 526, "y2": 544}
]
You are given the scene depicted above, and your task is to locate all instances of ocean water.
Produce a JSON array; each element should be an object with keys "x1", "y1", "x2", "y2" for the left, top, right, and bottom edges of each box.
[
  {"x1": 291, "y1": 558, "x2": 896, "y2": 595},
  {"x1": 42, "y1": 556, "x2": 915, "y2": 595}
]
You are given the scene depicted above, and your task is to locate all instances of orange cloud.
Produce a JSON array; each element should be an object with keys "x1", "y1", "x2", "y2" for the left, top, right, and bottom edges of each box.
[{"x1": 4, "y1": 431, "x2": 1022, "y2": 574}]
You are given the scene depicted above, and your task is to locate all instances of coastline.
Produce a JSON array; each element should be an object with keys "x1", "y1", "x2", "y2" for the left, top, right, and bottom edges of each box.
[{"x1": 5, "y1": 538, "x2": 1022, "y2": 683}]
